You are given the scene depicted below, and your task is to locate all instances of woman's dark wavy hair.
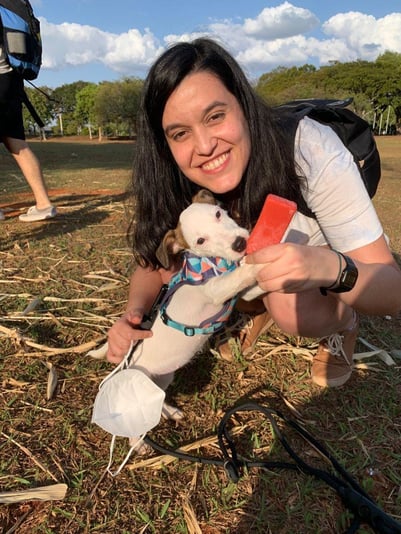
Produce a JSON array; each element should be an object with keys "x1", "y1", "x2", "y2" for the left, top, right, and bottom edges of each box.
[{"x1": 128, "y1": 37, "x2": 303, "y2": 268}]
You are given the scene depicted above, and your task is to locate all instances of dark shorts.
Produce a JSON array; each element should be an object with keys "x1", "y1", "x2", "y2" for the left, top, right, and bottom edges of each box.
[{"x1": 0, "y1": 71, "x2": 25, "y2": 140}]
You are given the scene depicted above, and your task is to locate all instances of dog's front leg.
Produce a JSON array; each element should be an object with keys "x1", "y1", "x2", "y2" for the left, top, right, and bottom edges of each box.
[
  {"x1": 201, "y1": 263, "x2": 261, "y2": 306},
  {"x1": 153, "y1": 373, "x2": 184, "y2": 422}
]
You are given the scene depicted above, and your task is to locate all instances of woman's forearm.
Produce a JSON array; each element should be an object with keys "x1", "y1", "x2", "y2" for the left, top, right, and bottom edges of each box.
[
  {"x1": 339, "y1": 260, "x2": 401, "y2": 316},
  {"x1": 126, "y1": 266, "x2": 165, "y2": 315}
]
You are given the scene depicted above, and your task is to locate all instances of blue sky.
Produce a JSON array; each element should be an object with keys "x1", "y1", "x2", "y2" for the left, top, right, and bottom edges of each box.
[{"x1": 31, "y1": 0, "x2": 401, "y2": 88}]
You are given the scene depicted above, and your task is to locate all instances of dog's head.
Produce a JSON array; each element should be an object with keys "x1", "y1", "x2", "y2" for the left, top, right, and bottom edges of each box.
[{"x1": 156, "y1": 189, "x2": 249, "y2": 268}]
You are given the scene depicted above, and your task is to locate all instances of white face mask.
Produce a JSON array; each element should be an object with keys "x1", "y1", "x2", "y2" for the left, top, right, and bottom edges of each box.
[
  {"x1": 91, "y1": 368, "x2": 165, "y2": 438},
  {"x1": 91, "y1": 344, "x2": 165, "y2": 476}
]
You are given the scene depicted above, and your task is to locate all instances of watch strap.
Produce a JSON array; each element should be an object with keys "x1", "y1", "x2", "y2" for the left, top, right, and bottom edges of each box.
[{"x1": 320, "y1": 251, "x2": 358, "y2": 296}]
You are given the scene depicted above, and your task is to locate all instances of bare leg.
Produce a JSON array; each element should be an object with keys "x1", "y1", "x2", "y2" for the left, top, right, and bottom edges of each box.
[
  {"x1": 264, "y1": 289, "x2": 354, "y2": 338},
  {"x1": 3, "y1": 137, "x2": 52, "y2": 209}
]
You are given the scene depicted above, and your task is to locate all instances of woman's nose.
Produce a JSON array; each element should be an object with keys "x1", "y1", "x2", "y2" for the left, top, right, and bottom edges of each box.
[{"x1": 194, "y1": 127, "x2": 217, "y2": 155}]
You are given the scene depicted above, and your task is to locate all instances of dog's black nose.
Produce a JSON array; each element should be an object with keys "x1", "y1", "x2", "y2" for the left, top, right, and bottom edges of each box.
[{"x1": 232, "y1": 236, "x2": 247, "y2": 253}]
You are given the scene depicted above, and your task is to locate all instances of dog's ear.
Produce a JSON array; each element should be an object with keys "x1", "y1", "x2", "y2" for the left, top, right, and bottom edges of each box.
[
  {"x1": 192, "y1": 189, "x2": 216, "y2": 205},
  {"x1": 156, "y1": 227, "x2": 187, "y2": 269}
]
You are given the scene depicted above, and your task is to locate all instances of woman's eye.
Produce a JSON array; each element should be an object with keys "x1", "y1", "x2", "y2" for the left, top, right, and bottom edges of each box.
[
  {"x1": 197, "y1": 237, "x2": 205, "y2": 245},
  {"x1": 172, "y1": 130, "x2": 187, "y2": 141},
  {"x1": 209, "y1": 111, "x2": 225, "y2": 123}
]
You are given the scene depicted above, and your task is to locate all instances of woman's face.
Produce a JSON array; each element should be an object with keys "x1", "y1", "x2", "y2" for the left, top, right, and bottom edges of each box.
[{"x1": 162, "y1": 71, "x2": 251, "y2": 194}]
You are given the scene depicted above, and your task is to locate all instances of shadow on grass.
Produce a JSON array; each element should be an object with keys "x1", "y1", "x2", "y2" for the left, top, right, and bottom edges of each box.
[{"x1": 0, "y1": 190, "x2": 128, "y2": 252}]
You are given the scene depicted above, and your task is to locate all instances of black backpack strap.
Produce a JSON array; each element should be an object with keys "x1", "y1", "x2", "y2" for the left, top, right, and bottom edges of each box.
[{"x1": 21, "y1": 89, "x2": 44, "y2": 128}]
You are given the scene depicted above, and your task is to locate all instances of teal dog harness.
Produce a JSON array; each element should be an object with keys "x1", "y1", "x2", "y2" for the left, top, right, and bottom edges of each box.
[{"x1": 160, "y1": 252, "x2": 239, "y2": 336}]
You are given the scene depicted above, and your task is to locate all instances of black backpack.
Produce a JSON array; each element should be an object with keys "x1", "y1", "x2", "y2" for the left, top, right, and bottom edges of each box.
[
  {"x1": 0, "y1": 0, "x2": 42, "y2": 80},
  {"x1": 275, "y1": 98, "x2": 381, "y2": 217}
]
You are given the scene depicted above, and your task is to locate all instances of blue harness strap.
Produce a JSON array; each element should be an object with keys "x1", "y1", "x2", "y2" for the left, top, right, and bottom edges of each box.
[{"x1": 160, "y1": 252, "x2": 239, "y2": 336}]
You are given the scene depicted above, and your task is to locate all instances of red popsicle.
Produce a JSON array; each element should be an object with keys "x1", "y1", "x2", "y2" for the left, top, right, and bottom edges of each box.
[{"x1": 246, "y1": 194, "x2": 297, "y2": 254}]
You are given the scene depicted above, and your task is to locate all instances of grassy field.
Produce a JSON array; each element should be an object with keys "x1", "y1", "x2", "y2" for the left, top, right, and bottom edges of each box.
[{"x1": 0, "y1": 135, "x2": 400, "y2": 533}]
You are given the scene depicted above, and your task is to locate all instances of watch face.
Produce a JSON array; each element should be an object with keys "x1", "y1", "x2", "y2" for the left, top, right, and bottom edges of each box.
[
  {"x1": 343, "y1": 269, "x2": 358, "y2": 289},
  {"x1": 337, "y1": 255, "x2": 358, "y2": 291},
  {"x1": 329, "y1": 254, "x2": 358, "y2": 293},
  {"x1": 320, "y1": 253, "x2": 359, "y2": 294}
]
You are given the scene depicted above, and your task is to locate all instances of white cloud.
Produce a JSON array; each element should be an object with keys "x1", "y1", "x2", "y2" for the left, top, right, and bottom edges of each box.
[
  {"x1": 236, "y1": 36, "x2": 321, "y2": 70},
  {"x1": 243, "y1": 2, "x2": 319, "y2": 40},
  {"x1": 323, "y1": 12, "x2": 401, "y2": 61},
  {"x1": 38, "y1": 4, "x2": 401, "y2": 81},
  {"x1": 40, "y1": 18, "x2": 163, "y2": 73},
  {"x1": 103, "y1": 29, "x2": 164, "y2": 72}
]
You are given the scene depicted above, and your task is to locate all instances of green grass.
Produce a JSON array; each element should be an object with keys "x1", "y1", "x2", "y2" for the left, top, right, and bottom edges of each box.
[
  {"x1": 0, "y1": 136, "x2": 400, "y2": 533},
  {"x1": 0, "y1": 137, "x2": 133, "y2": 198}
]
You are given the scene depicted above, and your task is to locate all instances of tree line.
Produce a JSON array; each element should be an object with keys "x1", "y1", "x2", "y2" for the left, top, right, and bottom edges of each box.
[
  {"x1": 24, "y1": 51, "x2": 401, "y2": 139},
  {"x1": 23, "y1": 77, "x2": 143, "y2": 139}
]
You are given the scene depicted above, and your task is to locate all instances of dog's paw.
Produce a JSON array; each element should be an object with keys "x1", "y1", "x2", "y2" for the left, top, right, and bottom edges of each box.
[
  {"x1": 87, "y1": 342, "x2": 108, "y2": 359},
  {"x1": 128, "y1": 436, "x2": 153, "y2": 456},
  {"x1": 161, "y1": 402, "x2": 183, "y2": 421}
]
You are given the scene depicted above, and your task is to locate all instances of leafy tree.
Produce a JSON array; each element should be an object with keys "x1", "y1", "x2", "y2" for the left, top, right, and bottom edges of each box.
[
  {"x1": 94, "y1": 78, "x2": 143, "y2": 138},
  {"x1": 256, "y1": 65, "x2": 318, "y2": 105},
  {"x1": 75, "y1": 83, "x2": 99, "y2": 139},
  {"x1": 52, "y1": 81, "x2": 91, "y2": 135},
  {"x1": 255, "y1": 53, "x2": 401, "y2": 130}
]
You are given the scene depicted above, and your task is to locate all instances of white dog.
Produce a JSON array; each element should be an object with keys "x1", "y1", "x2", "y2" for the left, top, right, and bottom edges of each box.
[{"x1": 90, "y1": 190, "x2": 262, "y2": 445}]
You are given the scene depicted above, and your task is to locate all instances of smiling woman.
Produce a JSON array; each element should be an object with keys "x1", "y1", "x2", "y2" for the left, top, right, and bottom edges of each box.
[{"x1": 106, "y1": 37, "x2": 401, "y2": 392}]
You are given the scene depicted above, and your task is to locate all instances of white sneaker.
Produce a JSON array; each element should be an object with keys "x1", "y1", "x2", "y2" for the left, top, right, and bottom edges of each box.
[
  {"x1": 19, "y1": 205, "x2": 57, "y2": 222},
  {"x1": 0, "y1": 209, "x2": 4, "y2": 221}
]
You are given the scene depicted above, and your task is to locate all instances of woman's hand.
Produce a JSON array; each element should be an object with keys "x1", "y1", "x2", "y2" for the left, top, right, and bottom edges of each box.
[
  {"x1": 106, "y1": 308, "x2": 153, "y2": 364},
  {"x1": 105, "y1": 265, "x2": 174, "y2": 364},
  {"x1": 245, "y1": 243, "x2": 339, "y2": 294}
]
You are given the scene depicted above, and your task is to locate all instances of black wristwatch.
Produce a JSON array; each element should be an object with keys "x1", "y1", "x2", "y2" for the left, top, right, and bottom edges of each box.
[{"x1": 320, "y1": 252, "x2": 358, "y2": 295}]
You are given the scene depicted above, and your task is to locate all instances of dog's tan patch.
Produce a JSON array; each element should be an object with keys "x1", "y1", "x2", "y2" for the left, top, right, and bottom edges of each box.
[
  {"x1": 192, "y1": 189, "x2": 216, "y2": 205},
  {"x1": 156, "y1": 222, "x2": 189, "y2": 268}
]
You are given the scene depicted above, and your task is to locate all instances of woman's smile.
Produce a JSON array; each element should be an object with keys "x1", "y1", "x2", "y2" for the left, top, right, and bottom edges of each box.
[{"x1": 201, "y1": 151, "x2": 230, "y2": 172}]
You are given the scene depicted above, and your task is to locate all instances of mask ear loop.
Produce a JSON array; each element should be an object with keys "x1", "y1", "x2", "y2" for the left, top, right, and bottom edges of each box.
[
  {"x1": 105, "y1": 433, "x2": 146, "y2": 477},
  {"x1": 98, "y1": 340, "x2": 139, "y2": 389}
]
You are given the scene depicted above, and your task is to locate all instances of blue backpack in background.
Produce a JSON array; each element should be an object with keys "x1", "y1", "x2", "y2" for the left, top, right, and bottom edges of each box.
[{"x1": 0, "y1": 0, "x2": 42, "y2": 80}]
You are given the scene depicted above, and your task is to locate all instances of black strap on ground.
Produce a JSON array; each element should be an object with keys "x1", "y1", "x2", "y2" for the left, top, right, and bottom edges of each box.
[{"x1": 143, "y1": 401, "x2": 401, "y2": 534}]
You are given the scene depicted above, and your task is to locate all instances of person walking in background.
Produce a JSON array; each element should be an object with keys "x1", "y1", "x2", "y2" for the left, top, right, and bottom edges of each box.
[{"x1": 0, "y1": 44, "x2": 57, "y2": 222}]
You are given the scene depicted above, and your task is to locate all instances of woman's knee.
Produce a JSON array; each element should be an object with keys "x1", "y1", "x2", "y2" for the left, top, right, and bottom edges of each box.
[
  {"x1": 263, "y1": 293, "x2": 301, "y2": 335},
  {"x1": 264, "y1": 291, "x2": 351, "y2": 337}
]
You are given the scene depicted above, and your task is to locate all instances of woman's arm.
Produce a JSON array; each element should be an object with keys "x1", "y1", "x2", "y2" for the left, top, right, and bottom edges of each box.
[
  {"x1": 249, "y1": 118, "x2": 401, "y2": 317},
  {"x1": 106, "y1": 266, "x2": 169, "y2": 363},
  {"x1": 246, "y1": 235, "x2": 401, "y2": 317},
  {"x1": 339, "y1": 235, "x2": 401, "y2": 315}
]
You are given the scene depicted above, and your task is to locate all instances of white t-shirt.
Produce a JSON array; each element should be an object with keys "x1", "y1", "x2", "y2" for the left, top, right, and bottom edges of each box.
[
  {"x1": 284, "y1": 116, "x2": 383, "y2": 252},
  {"x1": 0, "y1": 46, "x2": 12, "y2": 74}
]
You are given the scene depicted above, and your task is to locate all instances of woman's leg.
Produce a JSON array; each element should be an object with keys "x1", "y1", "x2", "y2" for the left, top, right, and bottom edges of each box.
[{"x1": 265, "y1": 290, "x2": 358, "y2": 387}]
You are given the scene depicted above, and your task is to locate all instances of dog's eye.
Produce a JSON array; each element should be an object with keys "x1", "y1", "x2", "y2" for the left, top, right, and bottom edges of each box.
[
  {"x1": 197, "y1": 237, "x2": 205, "y2": 245},
  {"x1": 215, "y1": 210, "x2": 221, "y2": 220}
]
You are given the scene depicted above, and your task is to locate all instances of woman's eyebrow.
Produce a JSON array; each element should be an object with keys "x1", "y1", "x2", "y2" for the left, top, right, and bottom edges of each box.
[{"x1": 164, "y1": 100, "x2": 228, "y2": 136}]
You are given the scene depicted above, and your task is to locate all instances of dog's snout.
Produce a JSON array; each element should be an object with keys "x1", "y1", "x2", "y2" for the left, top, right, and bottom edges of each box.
[{"x1": 232, "y1": 236, "x2": 247, "y2": 253}]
